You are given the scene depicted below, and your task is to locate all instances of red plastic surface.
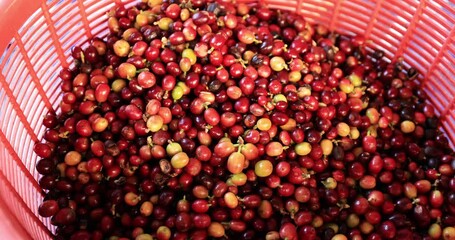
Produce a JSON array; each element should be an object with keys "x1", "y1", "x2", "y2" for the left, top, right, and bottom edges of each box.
[
  {"x1": 0, "y1": 0, "x2": 453, "y2": 239},
  {"x1": 0, "y1": 196, "x2": 30, "y2": 239}
]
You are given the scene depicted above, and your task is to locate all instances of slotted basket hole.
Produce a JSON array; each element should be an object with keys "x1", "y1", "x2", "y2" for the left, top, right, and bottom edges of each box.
[
  {"x1": 7, "y1": 116, "x2": 33, "y2": 171},
  {"x1": 444, "y1": 112, "x2": 455, "y2": 146},
  {"x1": 266, "y1": 0, "x2": 297, "y2": 7},
  {"x1": 49, "y1": 0, "x2": 78, "y2": 25},
  {"x1": 0, "y1": 90, "x2": 6, "y2": 128},
  {"x1": 426, "y1": 71, "x2": 451, "y2": 112},
  {"x1": 30, "y1": 44, "x2": 54, "y2": 79},
  {"x1": 370, "y1": 29, "x2": 399, "y2": 54},
  {"x1": 11, "y1": 66, "x2": 32, "y2": 104},
  {"x1": 440, "y1": 61, "x2": 455, "y2": 81},
  {"x1": 404, "y1": 47, "x2": 432, "y2": 72},
  {"x1": 336, "y1": 7, "x2": 369, "y2": 25},
  {"x1": 25, "y1": 102, "x2": 44, "y2": 146},
  {"x1": 85, "y1": 0, "x2": 111, "y2": 16},
  {"x1": 433, "y1": 67, "x2": 454, "y2": 104},
  {"x1": 302, "y1": 0, "x2": 334, "y2": 10},
  {"x1": 372, "y1": 21, "x2": 407, "y2": 43},
  {"x1": 46, "y1": 0, "x2": 65, "y2": 9},
  {"x1": 3, "y1": 116, "x2": 27, "y2": 183},
  {"x1": 427, "y1": 1, "x2": 455, "y2": 30},
  {"x1": 90, "y1": 7, "x2": 110, "y2": 35},
  {"x1": 378, "y1": 6, "x2": 413, "y2": 28},
  {"x1": 406, "y1": 34, "x2": 438, "y2": 58},
  {"x1": 3, "y1": 48, "x2": 25, "y2": 85},
  {"x1": 56, "y1": 15, "x2": 84, "y2": 40},
  {"x1": 371, "y1": 26, "x2": 403, "y2": 45},
  {"x1": 419, "y1": 16, "x2": 450, "y2": 43},
  {"x1": 384, "y1": 0, "x2": 416, "y2": 20},
  {"x1": 337, "y1": 10, "x2": 370, "y2": 31},
  {"x1": 60, "y1": 25, "x2": 87, "y2": 53},
  {"x1": 413, "y1": 29, "x2": 444, "y2": 53},
  {"x1": 391, "y1": 20, "x2": 410, "y2": 36},
  {"x1": 16, "y1": 79, "x2": 44, "y2": 128},
  {"x1": 267, "y1": 2, "x2": 298, "y2": 12},
  {"x1": 371, "y1": 21, "x2": 404, "y2": 41},
  {"x1": 89, "y1": 14, "x2": 108, "y2": 32},
  {"x1": 387, "y1": 25, "x2": 407, "y2": 43},
  {"x1": 44, "y1": 71, "x2": 62, "y2": 109},
  {"x1": 370, "y1": 24, "x2": 402, "y2": 43},
  {"x1": 24, "y1": 144, "x2": 38, "y2": 182},
  {"x1": 301, "y1": 0, "x2": 334, "y2": 15},
  {"x1": 20, "y1": 16, "x2": 47, "y2": 51},
  {"x1": 445, "y1": 46, "x2": 455, "y2": 65},
  {"x1": 41, "y1": 78, "x2": 60, "y2": 108},
  {"x1": 21, "y1": 22, "x2": 51, "y2": 57},
  {"x1": 39, "y1": 53, "x2": 60, "y2": 94},
  {"x1": 300, "y1": 1, "x2": 333, "y2": 22},
  {"x1": 370, "y1": 38, "x2": 396, "y2": 61},
  {"x1": 339, "y1": 1, "x2": 374, "y2": 25},
  {"x1": 15, "y1": 130, "x2": 36, "y2": 178},
  {"x1": 123, "y1": 0, "x2": 138, "y2": 9},
  {"x1": 1, "y1": 45, "x2": 20, "y2": 78},
  {"x1": 335, "y1": 20, "x2": 365, "y2": 36},
  {"x1": 29, "y1": 37, "x2": 53, "y2": 71},
  {"x1": 91, "y1": 26, "x2": 110, "y2": 41},
  {"x1": 0, "y1": 42, "x2": 14, "y2": 69},
  {"x1": 300, "y1": 12, "x2": 330, "y2": 24},
  {"x1": 17, "y1": 6, "x2": 44, "y2": 36}
]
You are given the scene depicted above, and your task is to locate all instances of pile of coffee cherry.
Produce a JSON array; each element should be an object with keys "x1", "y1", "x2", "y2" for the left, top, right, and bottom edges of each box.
[{"x1": 34, "y1": 0, "x2": 455, "y2": 239}]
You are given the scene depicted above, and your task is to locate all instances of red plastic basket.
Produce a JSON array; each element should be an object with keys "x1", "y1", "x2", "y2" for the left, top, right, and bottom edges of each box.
[{"x1": 0, "y1": 0, "x2": 454, "y2": 239}]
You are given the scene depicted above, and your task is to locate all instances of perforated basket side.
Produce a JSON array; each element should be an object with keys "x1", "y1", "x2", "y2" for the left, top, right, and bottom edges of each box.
[{"x1": 0, "y1": 0, "x2": 135, "y2": 239}]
